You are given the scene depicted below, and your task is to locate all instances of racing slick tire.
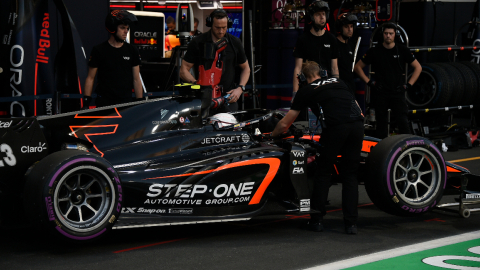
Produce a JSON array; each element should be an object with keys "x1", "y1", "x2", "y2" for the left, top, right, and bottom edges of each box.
[
  {"x1": 406, "y1": 63, "x2": 453, "y2": 108},
  {"x1": 365, "y1": 135, "x2": 446, "y2": 216},
  {"x1": 23, "y1": 150, "x2": 122, "y2": 242}
]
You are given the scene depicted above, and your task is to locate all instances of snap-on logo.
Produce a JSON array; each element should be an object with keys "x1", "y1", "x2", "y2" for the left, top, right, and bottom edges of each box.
[
  {"x1": 0, "y1": 120, "x2": 12, "y2": 128},
  {"x1": 21, "y1": 142, "x2": 47, "y2": 153}
]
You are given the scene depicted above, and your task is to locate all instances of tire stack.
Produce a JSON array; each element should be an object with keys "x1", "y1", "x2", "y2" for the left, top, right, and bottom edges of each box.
[{"x1": 406, "y1": 62, "x2": 480, "y2": 109}]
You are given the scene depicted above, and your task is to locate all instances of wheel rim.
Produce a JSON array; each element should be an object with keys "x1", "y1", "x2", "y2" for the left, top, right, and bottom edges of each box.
[
  {"x1": 392, "y1": 147, "x2": 441, "y2": 205},
  {"x1": 406, "y1": 71, "x2": 437, "y2": 107},
  {"x1": 54, "y1": 165, "x2": 115, "y2": 232}
]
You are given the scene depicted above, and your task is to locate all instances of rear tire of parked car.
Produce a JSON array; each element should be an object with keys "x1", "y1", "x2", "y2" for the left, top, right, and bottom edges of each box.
[
  {"x1": 365, "y1": 135, "x2": 446, "y2": 216},
  {"x1": 406, "y1": 63, "x2": 453, "y2": 108},
  {"x1": 23, "y1": 150, "x2": 122, "y2": 242}
]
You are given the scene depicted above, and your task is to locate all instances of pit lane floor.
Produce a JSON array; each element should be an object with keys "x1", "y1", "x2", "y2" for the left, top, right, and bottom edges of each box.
[{"x1": 1, "y1": 147, "x2": 479, "y2": 270}]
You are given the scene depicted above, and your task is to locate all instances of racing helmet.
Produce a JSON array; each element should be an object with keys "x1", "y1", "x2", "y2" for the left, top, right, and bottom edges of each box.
[
  {"x1": 307, "y1": 0, "x2": 330, "y2": 21},
  {"x1": 208, "y1": 113, "x2": 238, "y2": 128},
  {"x1": 105, "y1": 10, "x2": 138, "y2": 34},
  {"x1": 335, "y1": 13, "x2": 358, "y2": 34}
]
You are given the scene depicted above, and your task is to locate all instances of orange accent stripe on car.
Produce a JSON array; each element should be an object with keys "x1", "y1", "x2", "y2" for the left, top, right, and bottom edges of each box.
[
  {"x1": 74, "y1": 107, "x2": 122, "y2": 118},
  {"x1": 334, "y1": 164, "x2": 339, "y2": 175},
  {"x1": 69, "y1": 125, "x2": 119, "y2": 157},
  {"x1": 447, "y1": 167, "x2": 461, "y2": 173},
  {"x1": 362, "y1": 140, "x2": 378, "y2": 153}
]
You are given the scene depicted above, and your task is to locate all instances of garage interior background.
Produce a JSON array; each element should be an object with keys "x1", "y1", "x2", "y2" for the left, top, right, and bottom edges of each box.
[{"x1": 0, "y1": 0, "x2": 479, "y2": 116}]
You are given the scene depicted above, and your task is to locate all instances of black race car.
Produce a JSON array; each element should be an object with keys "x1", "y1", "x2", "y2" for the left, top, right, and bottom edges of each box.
[{"x1": 0, "y1": 89, "x2": 478, "y2": 242}]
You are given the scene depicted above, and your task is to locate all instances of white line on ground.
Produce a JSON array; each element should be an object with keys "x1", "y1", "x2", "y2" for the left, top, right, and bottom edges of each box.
[{"x1": 304, "y1": 230, "x2": 480, "y2": 270}]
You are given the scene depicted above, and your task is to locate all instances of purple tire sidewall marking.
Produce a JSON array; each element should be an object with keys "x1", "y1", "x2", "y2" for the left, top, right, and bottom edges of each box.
[
  {"x1": 387, "y1": 147, "x2": 402, "y2": 196},
  {"x1": 430, "y1": 143, "x2": 447, "y2": 189},
  {"x1": 56, "y1": 227, "x2": 107, "y2": 240},
  {"x1": 48, "y1": 158, "x2": 97, "y2": 187}
]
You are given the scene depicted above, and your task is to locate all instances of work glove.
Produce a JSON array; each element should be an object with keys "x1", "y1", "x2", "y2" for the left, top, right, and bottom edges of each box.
[{"x1": 396, "y1": 82, "x2": 412, "y2": 92}]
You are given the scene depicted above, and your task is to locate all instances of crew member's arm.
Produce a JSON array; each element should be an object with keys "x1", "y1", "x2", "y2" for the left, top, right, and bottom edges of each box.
[
  {"x1": 84, "y1": 67, "x2": 97, "y2": 97},
  {"x1": 227, "y1": 60, "x2": 250, "y2": 103},
  {"x1": 331, "y1": 59, "x2": 339, "y2": 78},
  {"x1": 292, "y1": 57, "x2": 303, "y2": 94},
  {"x1": 179, "y1": 59, "x2": 196, "y2": 83},
  {"x1": 407, "y1": 59, "x2": 422, "y2": 85},
  {"x1": 271, "y1": 109, "x2": 301, "y2": 137},
  {"x1": 132, "y1": 65, "x2": 143, "y2": 99},
  {"x1": 354, "y1": 60, "x2": 370, "y2": 83}
]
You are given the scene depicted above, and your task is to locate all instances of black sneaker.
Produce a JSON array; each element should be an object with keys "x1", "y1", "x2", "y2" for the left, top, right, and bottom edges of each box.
[
  {"x1": 345, "y1": 225, "x2": 357, "y2": 235},
  {"x1": 306, "y1": 221, "x2": 324, "y2": 232}
]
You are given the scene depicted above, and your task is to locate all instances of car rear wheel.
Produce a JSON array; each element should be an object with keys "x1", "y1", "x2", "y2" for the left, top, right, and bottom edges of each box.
[
  {"x1": 365, "y1": 135, "x2": 446, "y2": 216},
  {"x1": 24, "y1": 150, "x2": 122, "y2": 241}
]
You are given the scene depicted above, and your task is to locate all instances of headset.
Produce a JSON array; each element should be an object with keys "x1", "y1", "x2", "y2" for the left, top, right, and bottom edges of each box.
[
  {"x1": 105, "y1": 10, "x2": 137, "y2": 34},
  {"x1": 306, "y1": 0, "x2": 330, "y2": 21},
  {"x1": 297, "y1": 62, "x2": 327, "y2": 87},
  {"x1": 335, "y1": 13, "x2": 358, "y2": 35},
  {"x1": 205, "y1": 9, "x2": 233, "y2": 28}
]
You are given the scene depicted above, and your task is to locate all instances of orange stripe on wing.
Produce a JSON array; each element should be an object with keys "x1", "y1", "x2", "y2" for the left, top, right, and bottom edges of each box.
[{"x1": 447, "y1": 167, "x2": 461, "y2": 173}]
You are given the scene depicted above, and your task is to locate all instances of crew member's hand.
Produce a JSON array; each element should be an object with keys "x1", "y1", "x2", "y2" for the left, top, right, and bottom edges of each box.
[
  {"x1": 226, "y1": 87, "x2": 243, "y2": 103},
  {"x1": 367, "y1": 80, "x2": 377, "y2": 91}
]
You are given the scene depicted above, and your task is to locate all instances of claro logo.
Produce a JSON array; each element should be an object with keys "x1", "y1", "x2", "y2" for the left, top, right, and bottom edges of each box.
[
  {"x1": 21, "y1": 142, "x2": 47, "y2": 153},
  {"x1": 134, "y1": 32, "x2": 157, "y2": 38}
]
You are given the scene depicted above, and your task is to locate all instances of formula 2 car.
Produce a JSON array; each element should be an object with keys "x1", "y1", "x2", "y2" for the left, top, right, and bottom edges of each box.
[{"x1": 0, "y1": 87, "x2": 478, "y2": 242}]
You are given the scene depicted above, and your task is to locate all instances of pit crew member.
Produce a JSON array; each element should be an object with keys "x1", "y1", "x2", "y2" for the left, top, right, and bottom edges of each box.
[
  {"x1": 354, "y1": 22, "x2": 422, "y2": 139},
  {"x1": 292, "y1": 0, "x2": 339, "y2": 102},
  {"x1": 271, "y1": 61, "x2": 364, "y2": 234},
  {"x1": 180, "y1": 9, "x2": 250, "y2": 112},
  {"x1": 335, "y1": 13, "x2": 358, "y2": 95},
  {"x1": 83, "y1": 10, "x2": 143, "y2": 108}
]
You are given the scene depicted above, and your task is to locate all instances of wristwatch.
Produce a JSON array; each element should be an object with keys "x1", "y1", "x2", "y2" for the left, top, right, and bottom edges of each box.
[{"x1": 239, "y1": 85, "x2": 246, "y2": 92}]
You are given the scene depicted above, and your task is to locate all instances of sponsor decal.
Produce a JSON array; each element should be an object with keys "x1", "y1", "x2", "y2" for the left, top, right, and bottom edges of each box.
[
  {"x1": 201, "y1": 135, "x2": 242, "y2": 145},
  {"x1": 406, "y1": 140, "x2": 425, "y2": 147},
  {"x1": 466, "y1": 194, "x2": 480, "y2": 199},
  {"x1": 293, "y1": 167, "x2": 304, "y2": 174},
  {"x1": 293, "y1": 160, "x2": 304, "y2": 165},
  {"x1": 179, "y1": 117, "x2": 185, "y2": 123},
  {"x1": 292, "y1": 151, "x2": 305, "y2": 157},
  {"x1": 324, "y1": 44, "x2": 330, "y2": 48},
  {"x1": 401, "y1": 204, "x2": 432, "y2": 213},
  {"x1": 169, "y1": 208, "x2": 193, "y2": 214},
  {"x1": 241, "y1": 134, "x2": 250, "y2": 142},
  {"x1": 160, "y1": 109, "x2": 168, "y2": 119},
  {"x1": 109, "y1": 215, "x2": 116, "y2": 223},
  {"x1": 123, "y1": 56, "x2": 130, "y2": 60},
  {"x1": 185, "y1": 117, "x2": 190, "y2": 123},
  {"x1": 45, "y1": 98, "x2": 53, "y2": 116},
  {"x1": 152, "y1": 120, "x2": 177, "y2": 125},
  {"x1": 137, "y1": 208, "x2": 167, "y2": 214},
  {"x1": 202, "y1": 146, "x2": 241, "y2": 156},
  {"x1": 145, "y1": 182, "x2": 255, "y2": 206},
  {"x1": 300, "y1": 199, "x2": 310, "y2": 212},
  {"x1": 36, "y1": 13, "x2": 50, "y2": 64},
  {"x1": 0, "y1": 120, "x2": 13, "y2": 128},
  {"x1": 45, "y1": 196, "x2": 55, "y2": 221},
  {"x1": 21, "y1": 142, "x2": 47, "y2": 153},
  {"x1": 134, "y1": 32, "x2": 157, "y2": 38}
]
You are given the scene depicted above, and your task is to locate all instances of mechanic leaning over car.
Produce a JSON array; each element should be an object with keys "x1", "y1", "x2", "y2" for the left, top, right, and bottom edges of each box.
[
  {"x1": 83, "y1": 10, "x2": 144, "y2": 108},
  {"x1": 271, "y1": 61, "x2": 364, "y2": 234},
  {"x1": 335, "y1": 13, "x2": 358, "y2": 95},
  {"x1": 354, "y1": 22, "x2": 422, "y2": 139},
  {"x1": 292, "y1": 0, "x2": 339, "y2": 103},
  {"x1": 180, "y1": 9, "x2": 250, "y2": 112}
]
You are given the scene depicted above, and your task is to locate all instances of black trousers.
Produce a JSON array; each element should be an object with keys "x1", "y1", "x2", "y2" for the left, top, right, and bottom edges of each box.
[
  {"x1": 371, "y1": 90, "x2": 411, "y2": 139},
  {"x1": 311, "y1": 120, "x2": 364, "y2": 226}
]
